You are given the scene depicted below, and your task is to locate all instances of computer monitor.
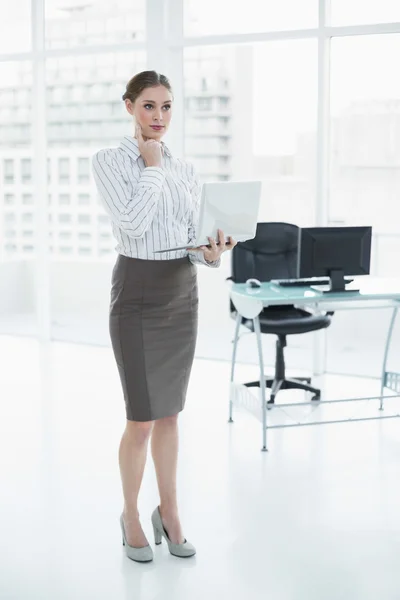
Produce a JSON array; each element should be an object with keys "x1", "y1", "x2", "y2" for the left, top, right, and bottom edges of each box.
[{"x1": 297, "y1": 226, "x2": 372, "y2": 293}]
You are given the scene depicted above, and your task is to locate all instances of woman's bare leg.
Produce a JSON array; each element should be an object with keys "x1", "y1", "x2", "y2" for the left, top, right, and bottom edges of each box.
[
  {"x1": 151, "y1": 414, "x2": 184, "y2": 544},
  {"x1": 119, "y1": 420, "x2": 154, "y2": 547}
]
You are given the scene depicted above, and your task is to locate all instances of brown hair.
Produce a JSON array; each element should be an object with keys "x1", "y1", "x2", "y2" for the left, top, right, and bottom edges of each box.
[{"x1": 122, "y1": 70, "x2": 173, "y2": 103}]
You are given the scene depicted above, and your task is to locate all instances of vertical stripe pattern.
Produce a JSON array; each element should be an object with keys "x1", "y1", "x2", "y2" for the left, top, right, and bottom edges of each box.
[{"x1": 92, "y1": 135, "x2": 218, "y2": 267}]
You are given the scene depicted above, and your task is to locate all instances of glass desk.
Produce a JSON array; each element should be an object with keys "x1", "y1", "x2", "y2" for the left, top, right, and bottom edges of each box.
[{"x1": 229, "y1": 277, "x2": 400, "y2": 451}]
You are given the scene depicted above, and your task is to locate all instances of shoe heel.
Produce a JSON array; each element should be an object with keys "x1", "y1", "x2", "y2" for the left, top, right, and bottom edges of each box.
[
  {"x1": 153, "y1": 525, "x2": 162, "y2": 545},
  {"x1": 122, "y1": 537, "x2": 125, "y2": 546}
]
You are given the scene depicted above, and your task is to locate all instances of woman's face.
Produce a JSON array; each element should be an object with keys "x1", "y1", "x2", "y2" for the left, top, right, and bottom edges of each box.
[{"x1": 126, "y1": 85, "x2": 173, "y2": 141}]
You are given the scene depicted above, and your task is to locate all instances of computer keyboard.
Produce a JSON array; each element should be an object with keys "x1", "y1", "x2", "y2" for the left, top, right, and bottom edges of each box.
[{"x1": 274, "y1": 277, "x2": 354, "y2": 287}]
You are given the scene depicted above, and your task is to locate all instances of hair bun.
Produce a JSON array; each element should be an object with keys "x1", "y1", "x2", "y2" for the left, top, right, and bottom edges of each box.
[{"x1": 122, "y1": 71, "x2": 172, "y2": 105}]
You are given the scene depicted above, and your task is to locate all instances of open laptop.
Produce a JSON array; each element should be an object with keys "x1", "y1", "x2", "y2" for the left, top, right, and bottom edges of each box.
[{"x1": 154, "y1": 180, "x2": 262, "y2": 253}]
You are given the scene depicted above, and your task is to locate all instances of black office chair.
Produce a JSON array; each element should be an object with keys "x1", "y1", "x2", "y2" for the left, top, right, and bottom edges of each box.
[{"x1": 229, "y1": 222, "x2": 333, "y2": 404}]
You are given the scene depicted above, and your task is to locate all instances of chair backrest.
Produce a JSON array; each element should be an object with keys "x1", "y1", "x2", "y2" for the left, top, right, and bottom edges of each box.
[{"x1": 230, "y1": 222, "x2": 299, "y2": 283}]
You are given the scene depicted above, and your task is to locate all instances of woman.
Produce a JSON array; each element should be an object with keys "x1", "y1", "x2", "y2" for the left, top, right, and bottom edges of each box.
[{"x1": 92, "y1": 70, "x2": 236, "y2": 563}]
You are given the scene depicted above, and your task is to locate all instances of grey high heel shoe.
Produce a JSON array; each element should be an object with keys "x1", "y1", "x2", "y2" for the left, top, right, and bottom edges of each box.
[
  {"x1": 120, "y1": 514, "x2": 154, "y2": 563},
  {"x1": 151, "y1": 506, "x2": 196, "y2": 558}
]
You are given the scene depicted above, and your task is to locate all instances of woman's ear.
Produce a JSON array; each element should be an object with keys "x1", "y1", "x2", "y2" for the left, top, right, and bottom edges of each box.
[{"x1": 125, "y1": 98, "x2": 134, "y2": 116}]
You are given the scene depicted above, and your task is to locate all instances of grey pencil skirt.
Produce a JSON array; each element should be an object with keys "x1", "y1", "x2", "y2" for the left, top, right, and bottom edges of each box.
[{"x1": 109, "y1": 254, "x2": 199, "y2": 421}]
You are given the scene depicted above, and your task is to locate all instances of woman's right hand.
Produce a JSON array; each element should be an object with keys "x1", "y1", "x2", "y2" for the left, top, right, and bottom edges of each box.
[{"x1": 136, "y1": 124, "x2": 162, "y2": 168}]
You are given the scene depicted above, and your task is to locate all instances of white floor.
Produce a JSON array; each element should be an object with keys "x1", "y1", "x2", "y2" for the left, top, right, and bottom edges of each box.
[{"x1": 1, "y1": 335, "x2": 400, "y2": 600}]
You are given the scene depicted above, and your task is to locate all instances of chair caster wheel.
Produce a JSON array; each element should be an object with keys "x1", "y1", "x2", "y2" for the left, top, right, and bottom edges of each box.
[{"x1": 311, "y1": 395, "x2": 320, "y2": 401}]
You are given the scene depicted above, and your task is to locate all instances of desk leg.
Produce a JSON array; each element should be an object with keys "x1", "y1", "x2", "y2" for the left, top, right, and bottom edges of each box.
[
  {"x1": 254, "y1": 316, "x2": 268, "y2": 452},
  {"x1": 229, "y1": 312, "x2": 242, "y2": 423},
  {"x1": 313, "y1": 328, "x2": 327, "y2": 378},
  {"x1": 380, "y1": 307, "x2": 399, "y2": 411}
]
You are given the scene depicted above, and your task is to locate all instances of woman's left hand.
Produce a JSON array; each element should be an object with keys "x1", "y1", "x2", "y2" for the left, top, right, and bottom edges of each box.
[{"x1": 189, "y1": 229, "x2": 237, "y2": 263}]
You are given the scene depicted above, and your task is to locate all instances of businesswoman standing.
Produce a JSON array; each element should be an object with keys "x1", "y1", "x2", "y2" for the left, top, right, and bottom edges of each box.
[{"x1": 92, "y1": 70, "x2": 236, "y2": 562}]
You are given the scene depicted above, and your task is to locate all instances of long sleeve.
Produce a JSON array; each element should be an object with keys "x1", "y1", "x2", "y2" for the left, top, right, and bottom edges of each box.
[
  {"x1": 92, "y1": 149, "x2": 165, "y2": 240},
  {"x1": 187, "y1": 166, "x2": 221, "y2": 268}
]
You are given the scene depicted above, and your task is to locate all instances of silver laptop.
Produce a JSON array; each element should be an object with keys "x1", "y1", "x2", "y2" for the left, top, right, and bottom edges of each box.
[{"x1": 154, "y1": 180, "x2": 262, "y2": 253}]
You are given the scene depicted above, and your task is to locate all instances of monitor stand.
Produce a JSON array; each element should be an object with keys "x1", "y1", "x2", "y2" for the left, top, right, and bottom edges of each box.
[{"x1": 324, "y1": 269, "x2": 358, "y2": 294}]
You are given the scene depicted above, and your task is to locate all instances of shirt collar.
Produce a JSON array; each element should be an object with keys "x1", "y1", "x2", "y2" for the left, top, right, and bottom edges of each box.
[{"x1": 120, "y1": 135, "x2": 171, "y2": 161}]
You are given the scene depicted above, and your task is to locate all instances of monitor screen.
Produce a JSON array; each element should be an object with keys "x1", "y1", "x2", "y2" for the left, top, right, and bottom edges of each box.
[{"x1": 298, "y1": 226, "x2": 372, "y2": 279}]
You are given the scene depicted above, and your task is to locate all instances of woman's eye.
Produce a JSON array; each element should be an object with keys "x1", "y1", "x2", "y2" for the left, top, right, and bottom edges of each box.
[{"x1": 143, "y1": 103, "x2": 170, "y2": 110}]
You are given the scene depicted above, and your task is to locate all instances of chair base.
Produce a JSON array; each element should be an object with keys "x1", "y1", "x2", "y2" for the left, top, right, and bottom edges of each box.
[{"x1": 245, "y1": 377, "x2": 321, "y2": 404}]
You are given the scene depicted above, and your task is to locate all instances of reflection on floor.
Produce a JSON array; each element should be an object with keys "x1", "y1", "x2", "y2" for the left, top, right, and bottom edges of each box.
[{"x1": 1, "y1": 335, "x2": 400, "y2": 600}]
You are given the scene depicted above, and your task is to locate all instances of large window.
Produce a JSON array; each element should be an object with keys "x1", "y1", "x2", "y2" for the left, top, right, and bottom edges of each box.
[
  {"x1": 184, "y1": 41, "x2": 317, "y2": 223},
  {"x1": 184, "y1": 41, "x2": 317, "y2": 365},
  {"x1": 0, "y1": 1, "x2": 31, "y2": 54},
  {"x1": 0, "y1": 62, "x2": 37, "y2": 336},
  {"x1": 330, "y1": 0, "x2": 400, "y2": 26},
  {"x1": 45, "y1": 0, "x2": 146, "y2": 49},
  {"x1": 184, "y1": 0, "x2": 317, "y2": 36},
  {"x1": 325, "y1": 33, "x2": 400, "y2": 377},
  {"x1": 45, "y1": 50, "x2": 144, "y2": 341},
  {"x1": 329, "y1": 34, "x2": 400, "y2": 275},
  {"x1": 2, "y1": 0, "x2": 400, "y2": 376}
]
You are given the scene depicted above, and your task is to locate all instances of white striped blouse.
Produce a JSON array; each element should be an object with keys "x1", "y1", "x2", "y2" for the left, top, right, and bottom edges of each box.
[{"x1": 91, "y1": 135, "x2": 219, "y2": 267}]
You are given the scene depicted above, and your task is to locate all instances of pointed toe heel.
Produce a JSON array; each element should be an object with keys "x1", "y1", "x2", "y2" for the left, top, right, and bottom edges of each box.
[{"x1": 120, "y1": 514, "x2": 154, "y2": 563}]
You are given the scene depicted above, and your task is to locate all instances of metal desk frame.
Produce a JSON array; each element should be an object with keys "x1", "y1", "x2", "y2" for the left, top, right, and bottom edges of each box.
[{"x1": 229, "y1": 279, "x2": 400, "y2": 451}]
